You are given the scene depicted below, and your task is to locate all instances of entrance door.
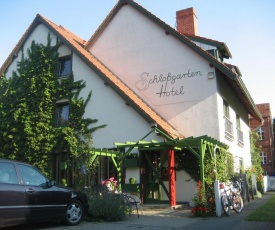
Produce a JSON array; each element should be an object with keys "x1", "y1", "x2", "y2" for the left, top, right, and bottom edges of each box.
[{"x1": 140, "y1": 150, "x2": 169, "y2": 204}]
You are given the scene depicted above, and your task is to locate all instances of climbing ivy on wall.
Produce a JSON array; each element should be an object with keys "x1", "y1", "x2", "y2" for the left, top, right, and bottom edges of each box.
[
  {"x1": 203, "y1": 148, "x2": 234, "y2": 196},
  {"x1": 175, "y1": 147, "x2": 234, "y2": 197},
  {"x1": 0, "y1": 34, "x2": 106, "y2": 179}
]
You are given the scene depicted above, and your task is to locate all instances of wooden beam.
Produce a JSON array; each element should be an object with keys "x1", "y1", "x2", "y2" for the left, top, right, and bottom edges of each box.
[{"x1": 168, "y1": 149, "x2": 176, "y2": 207}]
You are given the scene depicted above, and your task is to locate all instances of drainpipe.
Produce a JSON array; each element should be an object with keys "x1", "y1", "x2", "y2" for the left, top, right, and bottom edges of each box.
[
  {"x1": 267, "y1": 117, "x2": 274, "y2": 174},
  {"x1": 214, "y1": 144, "x2": 218, "y2": 181}
]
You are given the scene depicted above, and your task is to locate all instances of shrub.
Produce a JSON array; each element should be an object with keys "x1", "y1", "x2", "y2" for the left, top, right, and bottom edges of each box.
[{"x1": 85, "y1": 188, "x2": 130, "y2": 222}]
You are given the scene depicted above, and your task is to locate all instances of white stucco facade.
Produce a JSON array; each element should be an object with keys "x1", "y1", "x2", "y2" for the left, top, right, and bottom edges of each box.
[
  {"x1": 89, "y1": 4, "x2": 252, "y2": 170},
  {"x1": 2, "y1": 2, "x2": 258, "y2": 205}
]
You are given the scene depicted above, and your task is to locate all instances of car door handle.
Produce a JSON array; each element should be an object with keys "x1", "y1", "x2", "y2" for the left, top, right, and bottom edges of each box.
[{"x1": 26, "y1": 188, "x2": 36, "y2": 194}]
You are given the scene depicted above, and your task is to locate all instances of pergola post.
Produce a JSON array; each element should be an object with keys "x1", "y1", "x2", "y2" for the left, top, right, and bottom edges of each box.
[
  {"x1": 168, "y1": 148, "x2": 176, "y2": 208},
  {"x1": 199, "y1": 140, "x2": 206, "y2": 187}
]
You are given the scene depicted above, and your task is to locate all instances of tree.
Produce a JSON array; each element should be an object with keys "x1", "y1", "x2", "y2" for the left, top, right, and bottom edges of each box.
[
  {"x1": 248, "y1": 131, "x2": 264, "y2": 193},
  {"x1": 0, "y1": 35, "x2": 106, "y2": 180}
]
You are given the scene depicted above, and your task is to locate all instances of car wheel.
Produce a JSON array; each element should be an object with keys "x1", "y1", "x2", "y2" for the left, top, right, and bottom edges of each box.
[{"x1": 65, "y1": 200, "x2": 84, "y2": 226}]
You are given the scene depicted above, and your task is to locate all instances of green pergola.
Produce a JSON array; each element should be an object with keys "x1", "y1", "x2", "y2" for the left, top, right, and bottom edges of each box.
[{"x1": 89, "y1": 127, "x2": 228, "y2": 187}]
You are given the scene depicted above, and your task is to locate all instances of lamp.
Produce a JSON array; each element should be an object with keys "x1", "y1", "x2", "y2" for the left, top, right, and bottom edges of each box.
[{"x1": 208, "y1": 72, "x2": 215, "y2": 79}]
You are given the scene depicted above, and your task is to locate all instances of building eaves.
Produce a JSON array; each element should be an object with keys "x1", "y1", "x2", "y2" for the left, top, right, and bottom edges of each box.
[
  {"x1": 218, "y1": 69, "x2": 263, "y2": 123},
  {"x1": 224, "y1": 63, "x2": 242, "y2": 76},
  {"x1": 183, "y1": 34, "x2": 232, "y2": 59},
  {"x1": 233, "y1": 77, "x2": 263, "y2": 123},
  {"x1": 222, "y1": 63, "x2": 263, "y2": 123}
]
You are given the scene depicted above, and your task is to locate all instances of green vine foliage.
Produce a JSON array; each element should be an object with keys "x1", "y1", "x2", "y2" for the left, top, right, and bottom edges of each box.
[
  {"x1": 247, "y1": 131, "x2": 264, "y2": 193},
  {"x1": 204, "y1": 149, "x2": 234, "y2": 197},
  {"x1": 0, "y1": 34, "x2": 106, "y2": 181},
  {"x1": 176, "y1": 148, "x2": 234, "y2": 198}
]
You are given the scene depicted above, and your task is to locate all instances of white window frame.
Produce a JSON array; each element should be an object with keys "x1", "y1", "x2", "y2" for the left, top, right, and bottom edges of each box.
[{"x1": 260, "y1": 152, "x2": 267, "y2": 165}]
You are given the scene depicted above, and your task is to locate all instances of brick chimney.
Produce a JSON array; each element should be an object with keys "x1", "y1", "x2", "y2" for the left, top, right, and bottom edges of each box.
[{"x1": 176, "y1": 7, "x2": 198, "y2": 36}]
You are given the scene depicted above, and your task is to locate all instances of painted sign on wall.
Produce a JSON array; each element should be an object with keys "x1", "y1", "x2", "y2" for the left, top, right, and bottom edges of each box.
[{"x1": 135, "y1": 69, "x2": 204, "y2": 105}]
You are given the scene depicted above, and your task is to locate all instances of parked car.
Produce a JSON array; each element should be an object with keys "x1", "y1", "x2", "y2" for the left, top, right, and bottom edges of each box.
[{"x1": 0, "y1": 159, "x2": 89, "y2": 228}]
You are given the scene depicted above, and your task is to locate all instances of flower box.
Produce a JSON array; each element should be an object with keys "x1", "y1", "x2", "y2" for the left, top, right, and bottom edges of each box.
[
  {"x1": 122, "y1": 184, "x2": 140, "y2": 193},
  {"x1": 123, "y1": 158, "x2": 139, "y2": 168}
]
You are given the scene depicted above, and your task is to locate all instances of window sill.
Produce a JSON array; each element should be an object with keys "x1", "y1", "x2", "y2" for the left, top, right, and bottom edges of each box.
[{"x1": 225, "y1": 132, "x2": 234, "y2": 142}]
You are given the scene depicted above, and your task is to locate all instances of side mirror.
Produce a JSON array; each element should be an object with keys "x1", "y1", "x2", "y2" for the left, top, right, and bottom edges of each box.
[{"x1": 47, "y1": 180, "x2": 56, "y2": 187}]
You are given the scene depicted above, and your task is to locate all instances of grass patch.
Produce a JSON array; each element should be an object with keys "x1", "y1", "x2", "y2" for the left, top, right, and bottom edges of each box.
[{"x1": 245, "y1": 193, "x2": 275, "y2": 222}]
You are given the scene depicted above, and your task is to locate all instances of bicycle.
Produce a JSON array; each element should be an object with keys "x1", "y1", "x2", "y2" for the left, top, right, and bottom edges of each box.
[{"x1": 220, "y1": 182, "x2": 243, "y2": 216}]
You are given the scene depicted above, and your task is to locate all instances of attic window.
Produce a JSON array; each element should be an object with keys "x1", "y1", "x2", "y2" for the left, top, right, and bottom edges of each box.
[
  {"x1": 207, "y1": 49, "x2": 215, "y2": 57},
  {"x1": 59, "y1": 56, "x2": 72, "y2": 77}
]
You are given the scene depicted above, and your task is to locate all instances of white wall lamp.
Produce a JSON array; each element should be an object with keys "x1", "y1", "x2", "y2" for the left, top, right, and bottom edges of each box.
[{"x1": 208, "y1": 72, "x2": 215, "y2": 79}]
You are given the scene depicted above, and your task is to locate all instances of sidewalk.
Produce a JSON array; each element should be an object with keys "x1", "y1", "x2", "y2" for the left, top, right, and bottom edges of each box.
[
  {"x1": 6, "y1": 191, "x2": 275, "y2": 230},
  {"x1": 71, "y1": 191, "x2": 275, "y2": 230},
  {"x1": 182, "y1": 191, "x2": 275, "y2": 230}
]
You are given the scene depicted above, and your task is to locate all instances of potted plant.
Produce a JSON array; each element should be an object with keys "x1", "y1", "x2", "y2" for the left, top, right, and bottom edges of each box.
[
  {"x1": 129, "y1": 177, "x2": 136, "y2": 184},
  {"x1": 101, "y1": 177, "x2": 118, "y2": 193}
]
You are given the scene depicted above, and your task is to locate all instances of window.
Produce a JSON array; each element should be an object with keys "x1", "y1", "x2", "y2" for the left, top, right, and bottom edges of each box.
[
  {"x1": 223, "y1": 100, "x2": 230, "y2": 118},
  {"x1": 260, "y1": 152, "x2": 267, "y2": 165},
  {"x1": 56, "y1": 104, "x2": 69, "y2": 126},
  {"x1": 207, "y1": 49, "x2": 215, "y2": 57},
  {"x1": 206, "y1": 49, "x2": 223, "y2": 62},
  {"x1": 239, "y1": 158, "x2": 244, "y2": 173},
  {"x1": 223, "y1": 100, "x2": 233, "y2": 140},
  {"x1": 236, "y1": 115, "x2": 243, "y2": 147},
  {"x1": 236, "y1": 115, "x2": 241, "y2": 129},
  {"x1": 17, "y1": 164, "x2": 47, "y2": 186},
  {"x1": 257, "y1": 127, "x2": 265, "y2": 140},
  {"x1": 0, "y1": 162, "x2": 18, "y2": 184},
  {"x1": 59, "y1": 56, "x2": 72, "y2": 77}
]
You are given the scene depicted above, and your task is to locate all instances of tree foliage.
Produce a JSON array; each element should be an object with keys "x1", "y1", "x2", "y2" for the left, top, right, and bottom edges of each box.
[
  {"x1": 247, "y1": 131, "x2": 264, "y2": 193},
  {"x1": 0, "y1": 35, "x2": 106, "y2": 179}
]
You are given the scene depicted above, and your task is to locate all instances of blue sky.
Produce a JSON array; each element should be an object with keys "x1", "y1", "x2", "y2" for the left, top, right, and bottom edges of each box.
[{"x1": 1, "y1": 0, "x2": 275, "y2": 117}]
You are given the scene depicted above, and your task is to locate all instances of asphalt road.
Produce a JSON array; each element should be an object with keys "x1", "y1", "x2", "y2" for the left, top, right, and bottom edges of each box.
[{"x1": 3, "y1": 192, "x2": 275, "y2": 230}]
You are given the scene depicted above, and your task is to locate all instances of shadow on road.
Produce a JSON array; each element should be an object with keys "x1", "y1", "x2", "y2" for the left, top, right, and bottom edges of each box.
[{"x1": 3, "y1": 221, "x2": 65, "y2": 230}]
